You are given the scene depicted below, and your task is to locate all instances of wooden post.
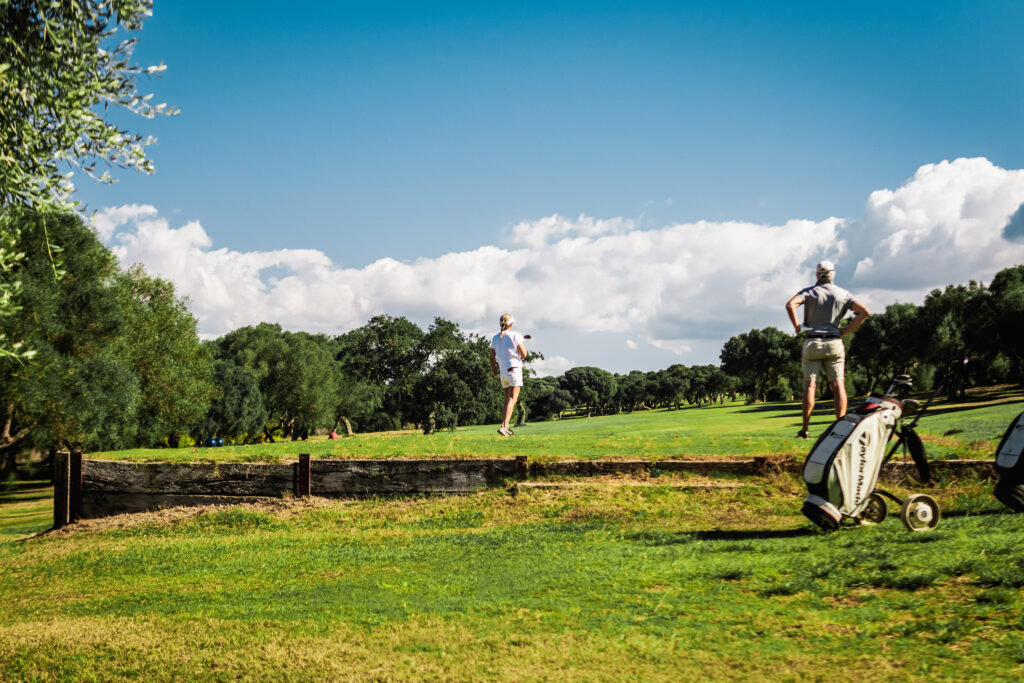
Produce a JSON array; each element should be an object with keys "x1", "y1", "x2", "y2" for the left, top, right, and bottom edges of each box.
[
  {"x1": 70, "y1": 450, "x2": 83, "y2": 521},
  {"x1": 53, "y1": 451, "x2": 70, "y2": 529},
  {"x1": 297, "y1": 454, "x2": 311, "y2": 497},
  {"x1": 515, "y1": 456, "x2": 528, "y2": 479}
]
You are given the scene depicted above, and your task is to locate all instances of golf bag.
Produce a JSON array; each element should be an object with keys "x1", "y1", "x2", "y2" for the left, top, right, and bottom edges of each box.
[
  {"x1": 993, "y1": 410, "x2": 1024, "y2": 512},
  {"x1": 800, "y1": 372, "x2": 937, "y2": 532},
  {"x1": 801, "y1": 395, "x2": 904, "y2": 530}
]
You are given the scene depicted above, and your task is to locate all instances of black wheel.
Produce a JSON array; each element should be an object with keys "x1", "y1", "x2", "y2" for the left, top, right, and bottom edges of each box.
[
  {"x1": 994, "y1": 479, "x2": 1024, "y2": 512},
  {"x1": 857, "y1": 492, "x2": 888, "y2": 525},
  {"x1": 903, "y1": 426, "x2": 930, "y2": 484},
  {"x1": 900, "y1": 494, "x2": 940, "y2": 531}
]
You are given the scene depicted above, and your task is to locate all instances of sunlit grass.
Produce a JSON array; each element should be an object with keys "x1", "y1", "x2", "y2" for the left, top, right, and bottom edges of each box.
[
  {"x1": 0, "y1": 481, "x2": 52, "y2": 542},
  {"x1": 88, "y1": 386, "x2": 1024, "y2": 464},
  {"x1": 1, "y1": 473, "x2": 1022, "y2": 680}
]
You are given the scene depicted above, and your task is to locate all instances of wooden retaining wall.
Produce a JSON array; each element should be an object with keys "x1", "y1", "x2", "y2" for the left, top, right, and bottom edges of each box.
[{"x1": 51, "y1": 453, "x2": 999, "y2": 528}]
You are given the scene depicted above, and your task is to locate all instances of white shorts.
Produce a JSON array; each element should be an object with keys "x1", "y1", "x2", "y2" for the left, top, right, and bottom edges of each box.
[{"x1": 500, "y1": 366, "x2": 523, "y2": 388}]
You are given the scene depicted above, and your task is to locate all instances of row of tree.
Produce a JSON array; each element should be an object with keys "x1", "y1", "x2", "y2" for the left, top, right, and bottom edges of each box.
[
  {"x1": 3, "y1": 209, "x2": 1024, "y2": 475},
  {"x1": 717, "y1": 266, "x2": 1024, "y2": 403}
]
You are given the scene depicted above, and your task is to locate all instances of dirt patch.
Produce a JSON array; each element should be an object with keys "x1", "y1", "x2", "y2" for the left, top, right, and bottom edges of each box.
[{"x1": 39, "y1": 496, "x2": 344, "y2": 538}]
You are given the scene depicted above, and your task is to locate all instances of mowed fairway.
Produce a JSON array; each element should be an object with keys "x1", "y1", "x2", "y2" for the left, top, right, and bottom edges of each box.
[
  {"x1": 87, "y1": 385, "x2": 1024, "y2": 464},
  {"x1": 2, "y1": 390, "x2": 1023, "y2": 681}
]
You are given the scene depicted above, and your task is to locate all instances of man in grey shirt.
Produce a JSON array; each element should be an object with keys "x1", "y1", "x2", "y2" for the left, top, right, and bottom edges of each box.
[{"x1": 785, "y1": 260, "x2": 870, "y2": 438}]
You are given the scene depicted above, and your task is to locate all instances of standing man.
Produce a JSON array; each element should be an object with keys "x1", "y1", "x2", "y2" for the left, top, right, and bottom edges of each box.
[{"x1": 785, "y1": 261, "x2": 870, "y2": 438}]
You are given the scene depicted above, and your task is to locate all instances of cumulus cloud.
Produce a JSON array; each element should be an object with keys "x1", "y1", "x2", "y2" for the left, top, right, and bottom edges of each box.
[
  {"x1": 93, "y1": 157, "x2": 1024, "y2": 370},
  {"x1": 850, "y1": 157, "x2": 1024, "y2": 299},
  {"x1": 531, "y1": 355, "x2": 574, "y2": 378}
]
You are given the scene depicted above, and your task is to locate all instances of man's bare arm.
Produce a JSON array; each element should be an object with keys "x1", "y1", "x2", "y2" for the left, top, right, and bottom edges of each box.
[
  {"x1": 785, "y1": 295, "x2": 804, "y2": 335},
  {"x1": 840, "y1": 301, "x2": 870, "y2": 337}
]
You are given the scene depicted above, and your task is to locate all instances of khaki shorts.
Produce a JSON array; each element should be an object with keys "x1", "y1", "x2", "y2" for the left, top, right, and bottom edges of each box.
[{"x1": 802, "y1": 338, "x2": 845, "y2": 383}]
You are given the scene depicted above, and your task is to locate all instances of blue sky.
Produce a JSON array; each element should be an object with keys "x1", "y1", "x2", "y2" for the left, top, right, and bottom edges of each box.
[{"x1": 81, "y1": 1, "x2": 1024, "y2": 374}]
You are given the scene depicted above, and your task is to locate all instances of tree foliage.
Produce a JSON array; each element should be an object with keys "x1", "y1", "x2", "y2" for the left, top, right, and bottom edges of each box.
[
  {"x1": 0, "y1": 0, "x2": 175, "y2": 209},
  {"x1": 115, "y1": 266, "x2": 214, "y2": 447},
  {"x1": 0, "y1": 1, "x2": 173, "y2": 360},
  {"x1": 0, "y1": 210, "x2": 137, "y2": 471},
  {"x1": 720, "y1": 327, "x2": 799, "y2": 402}
]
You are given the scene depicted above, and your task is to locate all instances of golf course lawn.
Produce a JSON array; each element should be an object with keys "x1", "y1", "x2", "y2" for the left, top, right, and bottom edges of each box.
[
  {"x1": 1, "y1": 473, "x2": 1022, "y2": 681},
  {"x1": 86, "y1": 385, "x2": 1024, "y2": 464},
  {"x1": 2, "y1": 387, "x2": 1023, "y2": 680}
]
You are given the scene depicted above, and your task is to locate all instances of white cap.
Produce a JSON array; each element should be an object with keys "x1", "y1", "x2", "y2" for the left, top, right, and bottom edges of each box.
[{"x1": 816, "y1": 260, "x2": 835, "y2": 274}]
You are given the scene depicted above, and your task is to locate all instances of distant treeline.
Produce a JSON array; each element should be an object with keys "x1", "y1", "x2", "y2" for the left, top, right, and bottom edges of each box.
[{"x1": 2, "y1": 209, "x2": 1022, "y2": 474}]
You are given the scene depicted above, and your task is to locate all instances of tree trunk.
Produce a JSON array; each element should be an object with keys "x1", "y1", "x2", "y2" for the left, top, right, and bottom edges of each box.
[
  {"x1": 0, "y1": 446, "x2": 16, "y2": 480},
  {"x1": 168, "y1": 433, "x2": 180, "y2": 449},
  {"x1": 340, "y1": 416, "x2": 353, "y2": 437}
]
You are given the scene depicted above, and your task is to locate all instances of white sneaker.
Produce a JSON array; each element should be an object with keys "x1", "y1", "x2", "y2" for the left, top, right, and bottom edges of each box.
[{"x1": 497, "y1": 426, "x2": 513, "y2": 436}]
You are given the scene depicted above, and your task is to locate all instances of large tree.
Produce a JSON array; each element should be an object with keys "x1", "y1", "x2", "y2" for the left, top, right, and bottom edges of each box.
[
  {"x1": 412, "y1": 332, "x2": 496, "y2": 434},
  {"x1": 190, "y1": 359, "x2": 267, "y2": 444},
  {"x1": 213, "y1": 325, "x2": 342, "y2": 440},
  {"x1": 115, "y1": 266, "x2": 214, "y2": 447},
  {"x1": 0, "y1": 210, "x2": 139, "y2": 472},
  {"x1": 522, "y1": 375, "x2": 572, "y2": 421},
  {"x1": 918, "y1": 282, "x2": 987, "y2": 399},
  {"x1": 335, "y1": 315, "x2": 428, "y2": 430},
  {"x1": 560, "y1": 366, "x2": 617, "y2": 417},
  {"x1": 719, "y1": 327, "x2": 799, "y2": 403},
  {"x1": 1, "y1": 1, "x2": 173, "y2": 359},
  {"x1": 985, "y1": 265, "x2": 1024, "y2": 384},
  {"x1": 848, "y1": 302, "x2": 927, "y2": 393}
]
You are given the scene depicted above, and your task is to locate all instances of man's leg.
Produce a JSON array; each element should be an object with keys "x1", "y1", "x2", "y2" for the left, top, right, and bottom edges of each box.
[
  {"x1": 826, "y1": 341, "x2": 847, "y2": 419},
  {"x1": 830, "y1": 379, "x2": 847, "y2": 419},
  {"x1": 802, "y1": 378, "x2": 817, "y2": 434}
]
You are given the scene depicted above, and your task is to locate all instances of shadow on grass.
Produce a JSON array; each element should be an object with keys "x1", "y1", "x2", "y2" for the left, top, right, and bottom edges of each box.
[
  {"x1": 0, "y1": 480, "x2": 52, "y2": 505},
  {"x1": 941, "y1": 508, "x2": 1016, "y2": 519},
  {"x1": 735, "y1": 403, "x2": 809, "y2": 415},
  {"x1": 628, "y1": 527, "x2": 817, "y2": 546}
]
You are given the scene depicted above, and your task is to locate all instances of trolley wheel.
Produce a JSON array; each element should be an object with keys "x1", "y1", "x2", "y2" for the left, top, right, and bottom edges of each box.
[
  {"x1": 904, "y1": 427, "x2": 931, "y2": 484},
  {"x1": 900, "y1": 494, "x2": 940, "y2": 531},
  {"x1": 858, "y1": 492, "x2": 888, "y2": 525}
]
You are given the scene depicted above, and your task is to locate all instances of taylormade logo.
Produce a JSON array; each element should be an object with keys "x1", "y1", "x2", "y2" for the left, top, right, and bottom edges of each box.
[{"x1": 855, "y1": 432, "x2": 871, "y2": 504}]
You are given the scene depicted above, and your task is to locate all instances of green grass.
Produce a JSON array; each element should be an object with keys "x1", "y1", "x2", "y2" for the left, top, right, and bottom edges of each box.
[
  {"x1": 89, "y1": 385, "x2": 1024, "y2": 464},
  {"x1": 1, "y1": 473, "x2": 1022, "y2": 680},
  {"x1": 0, "y1": 480, "x2": 53, "y2": 542}
]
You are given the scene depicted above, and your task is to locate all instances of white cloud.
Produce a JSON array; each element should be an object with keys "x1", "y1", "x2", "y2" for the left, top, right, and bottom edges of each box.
[
  {"x1": 509, "y1": 213, "x2": 636, "y2": 250},
  {"x1": 531, "y1": 355, "x2": 574, "y2": 378},
  {"x1": 92, "y1": 157, "x2": 1024, "y2": 369},
  {"x1": 851, "y1": 157, "x2": 1024, "y2": 300},
  {"x1": 90, "y1": 203, "x2": 158, "y2": 241},
  {"x1": 626, "y1": 339, "x2": 638, "y2": 350}
]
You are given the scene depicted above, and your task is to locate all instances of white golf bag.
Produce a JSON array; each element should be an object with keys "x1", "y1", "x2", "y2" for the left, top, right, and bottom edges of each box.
[
  {"x1": 800, "y1": 373, "x2": 940, "y2": 532},
  {"x1": 801, "y1": 396, "x2": 903, "y2": 530},
  {"x1": 993, "y1": 410, "x2": 1024, "y2": 512}
]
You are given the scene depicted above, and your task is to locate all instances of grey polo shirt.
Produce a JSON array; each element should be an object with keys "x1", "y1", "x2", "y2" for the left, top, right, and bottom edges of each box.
[{"x1": 797, "y1": 282, "x2": 856, "y2": 336}]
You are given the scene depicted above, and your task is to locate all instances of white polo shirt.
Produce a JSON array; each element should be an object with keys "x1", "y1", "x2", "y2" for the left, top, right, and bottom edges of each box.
[{"x1": 490, "y1": 330, "x2": 525, "y2": 372}]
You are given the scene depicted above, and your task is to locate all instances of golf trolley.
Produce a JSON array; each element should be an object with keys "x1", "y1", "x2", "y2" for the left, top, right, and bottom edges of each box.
[
  {"x1": 993, "y1": 409, "x2": 1024, "y2": 512},
  {"x1": 801, "y1": 374, "x2": 941, "y2": 532}
]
